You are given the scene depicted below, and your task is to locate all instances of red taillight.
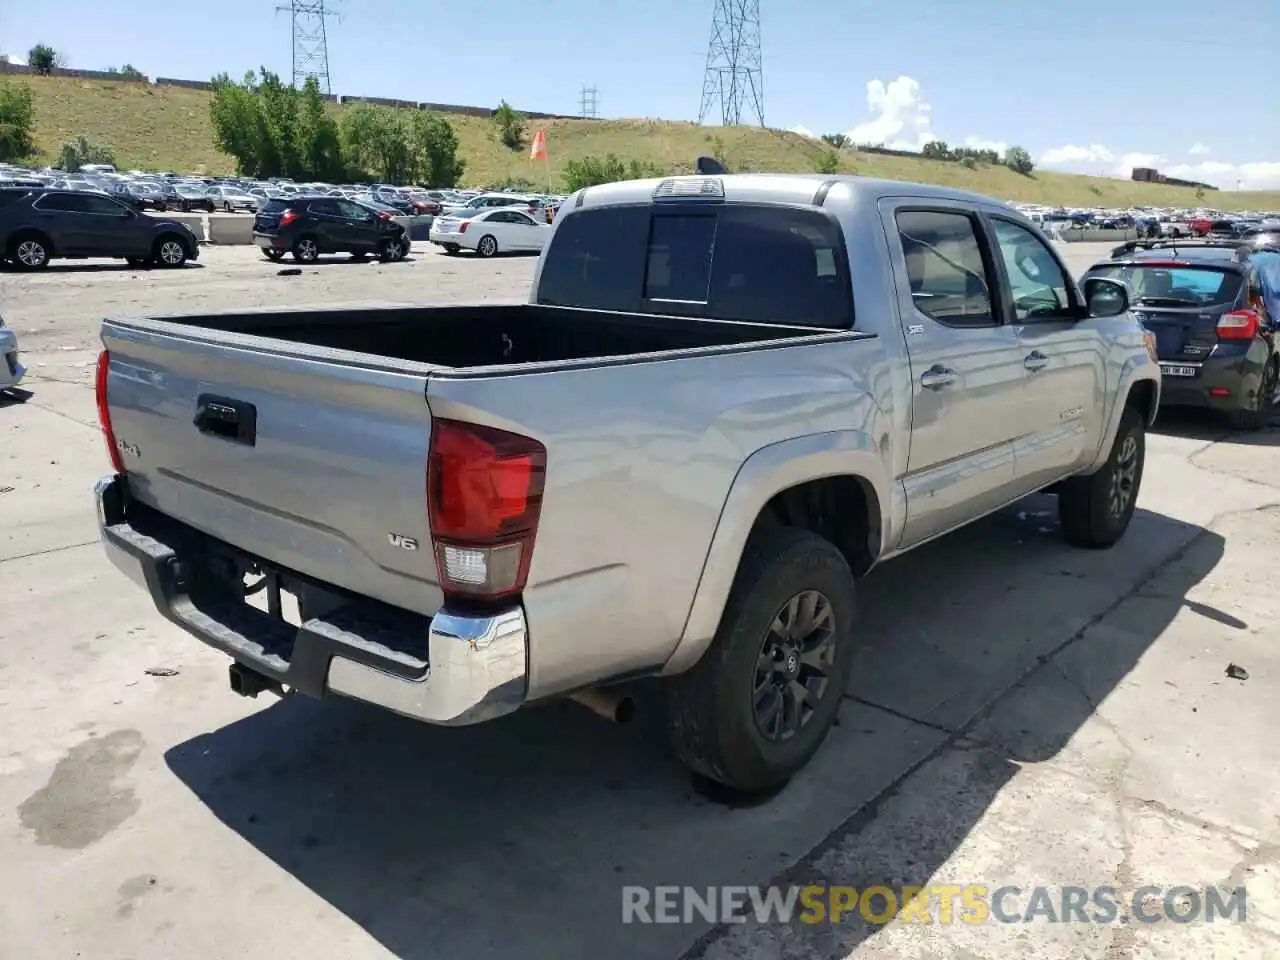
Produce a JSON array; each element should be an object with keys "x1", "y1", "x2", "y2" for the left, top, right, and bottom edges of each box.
[
  {"x1": 278, "y1": 209, "x2": 298, "y2": 227},
  {"x1": 375, "y1": 210, "x2": 394, "y2": 221},
  {"x1": 427, "y1": 419, "x2": 546, "y2": 600},
  {"x1": 95, "y1": 350, "x2": 125, "y2": 474},
  {"x1": 458, "y1": 221, "x2": 469, "y2": 233},
  {"x1": 1218, "y1": 309, "x2": 1259, "y2": 341}
]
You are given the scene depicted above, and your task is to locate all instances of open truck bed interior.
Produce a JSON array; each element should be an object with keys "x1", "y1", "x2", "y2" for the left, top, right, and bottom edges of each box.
[{"x1": 136, "y1": 303, "x2": 848, "y2": 370}]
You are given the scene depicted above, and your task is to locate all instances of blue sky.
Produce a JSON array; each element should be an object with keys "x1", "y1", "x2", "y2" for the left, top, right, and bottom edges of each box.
[{"x1": 3, "y1": 0, "x2": 1278, "y2": 189}]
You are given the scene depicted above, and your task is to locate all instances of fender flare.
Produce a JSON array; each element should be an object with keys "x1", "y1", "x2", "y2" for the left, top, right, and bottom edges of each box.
[
  {"x1": 1083, "y1": 358, "x2": 1161, "y2": 474},
  {"x1": 660, "y1": 430, "x2": 892, "y2": 675}
]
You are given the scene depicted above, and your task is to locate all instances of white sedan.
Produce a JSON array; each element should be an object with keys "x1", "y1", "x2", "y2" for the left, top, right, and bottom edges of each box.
[{"x1": 428, "y1": 208, "x2": 551, "y2": 258}]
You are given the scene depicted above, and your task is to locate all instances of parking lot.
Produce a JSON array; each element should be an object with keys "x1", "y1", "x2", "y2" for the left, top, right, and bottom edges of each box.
[{"x1": 2, "y1": 243, "x2": 1279, "y2": 959}]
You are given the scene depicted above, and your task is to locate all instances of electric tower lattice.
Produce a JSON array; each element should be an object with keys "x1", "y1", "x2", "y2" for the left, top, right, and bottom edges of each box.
[
  {"x1": 697, "y1": 0, "x2": 765, "y2": 127},
  {"x1": 276, "y1": 1, "x2": 337, "y2": 94}
]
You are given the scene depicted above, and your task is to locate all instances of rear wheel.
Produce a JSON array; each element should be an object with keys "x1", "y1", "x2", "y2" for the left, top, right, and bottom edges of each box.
[
  {"x1": 1230, "y1": 359, "x2": 1278, "y2": 431},
  {"x1": 292, "y1": 235, "x2": 319, "y2": 263},
  {"x1": 665, "y1": 526, "x2": 856, "y2": 795},
  {"x1": 153, "y1": 235, "x2": 189, "y2": 268},
  {"x1": 1058, "y1": 405, "x2": 1145, "y2": 548},
  {"x1": 378, "y1": 237, "x2": 404, "y2": 262},
  {"x1": 8, "y1": 233, "x2": 50, "y2": 270},
  {"x1": 476, "y1": 234, "x2": 498, "y2": 258}
]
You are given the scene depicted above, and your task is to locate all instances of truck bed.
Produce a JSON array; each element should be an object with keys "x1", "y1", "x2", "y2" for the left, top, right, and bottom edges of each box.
[{"x1": 137, "y1": 303, "x2": 837, "y2": 372}]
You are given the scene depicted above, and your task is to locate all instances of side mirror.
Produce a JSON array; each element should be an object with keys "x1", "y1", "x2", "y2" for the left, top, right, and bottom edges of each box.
[{"x1": 1083, "y1": 277, "x2": 1129, "y2": 318}]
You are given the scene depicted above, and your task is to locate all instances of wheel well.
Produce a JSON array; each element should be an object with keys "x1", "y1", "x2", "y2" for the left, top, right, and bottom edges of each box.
[
  {"x1": 1126, "y1": 379, "x2": 1157, "y2": 425},
  {"x1": 8, "y1": 229, "x2": 54, "y2": 256},
  {"x1": 751, "y1": 476, "x2": 880, "y2": 577}
]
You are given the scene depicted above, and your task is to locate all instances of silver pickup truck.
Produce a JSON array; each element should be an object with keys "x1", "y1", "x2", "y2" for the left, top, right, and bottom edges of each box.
[{"x1": 93, "y1": 174, "x2": 1160, "y2": 794}]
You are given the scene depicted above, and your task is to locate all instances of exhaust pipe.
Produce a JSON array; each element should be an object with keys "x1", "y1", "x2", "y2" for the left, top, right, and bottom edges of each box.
[
  {"x1": 570, "y1": 687, "x2": 636, "y2": 725},
  {"x1": 228, "y1": 662, "x2": 284, "y2": 699}
]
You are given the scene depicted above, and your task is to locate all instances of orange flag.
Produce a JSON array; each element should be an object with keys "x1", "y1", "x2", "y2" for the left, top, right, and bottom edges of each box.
[{"x1": 530, "y1": 129, "x2": 547, "y2": 161}]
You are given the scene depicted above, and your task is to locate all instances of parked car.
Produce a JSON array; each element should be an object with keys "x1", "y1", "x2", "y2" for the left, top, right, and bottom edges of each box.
[
  {"x1": 0, "y1": 187, "x2": 200, "y2": 270},
  {"x1": 1087, "y1": 239, "x2": 1276, "y2": 429},
  {"x1": 252, "y1": 195, "x2": 409, "y2": 262},
  {"x1": 438, "y1": 192, "x2": 541, "y2": 218},
  {"x1": 0, "y1": 314, "x2": 24, "y2": 392},
  {"x1": 207, "y1": 186, "x2": 259, "y2": 213},
  {"x1": 125, "y1": 182, "x2": 167, "y2": 211},
  {"x1": 428, "y1": 207, "x2": 551, "y2": 257},
  {"x1": 92, "y1": 174, "x2": 1157, "y2": 795},
  {"x1": 163, "y1": 183, "x2": 216, "y2": 213}
]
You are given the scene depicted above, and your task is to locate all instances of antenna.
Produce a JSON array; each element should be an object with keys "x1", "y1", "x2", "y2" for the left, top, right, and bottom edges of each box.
[
  {"x1": 274, "y1": 0, "x2": 339, "y2": 94},
  {"x1": 579, "y1": 85, "x2": 599, "y2": 119},
  {"x1": 697, "y1": 0, "x2": 765, "y2": 127}
]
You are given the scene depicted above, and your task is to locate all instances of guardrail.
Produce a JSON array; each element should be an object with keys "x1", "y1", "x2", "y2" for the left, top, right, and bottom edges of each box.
[{"x1": 146, "y1": 212, "x2": 436, "y2": 245}]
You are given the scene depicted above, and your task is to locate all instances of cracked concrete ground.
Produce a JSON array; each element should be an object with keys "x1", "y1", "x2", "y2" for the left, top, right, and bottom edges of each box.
[{"x1": 2, "y1": 244, "x2": 1279, "y2": 960}]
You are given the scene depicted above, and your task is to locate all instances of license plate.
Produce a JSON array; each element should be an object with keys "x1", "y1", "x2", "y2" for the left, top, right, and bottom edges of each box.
[{"x1": 1160, "y1": 364, "x2": 1198, "y2": 377}]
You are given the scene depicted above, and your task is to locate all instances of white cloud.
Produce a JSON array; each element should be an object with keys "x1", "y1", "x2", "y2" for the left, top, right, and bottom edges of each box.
[
  {"x1": 843, "y1": 76, "x2": 934, "y2": 151},
  {"x1": 1038, "y1": 143, "x2": 1280, "y2": 190},
  {"x1": 789, "y1": 124, "x2": 816, "y2": 139},
  {"x1": 1189, "y1": 142, "x2": 1211, "y2": 156}
]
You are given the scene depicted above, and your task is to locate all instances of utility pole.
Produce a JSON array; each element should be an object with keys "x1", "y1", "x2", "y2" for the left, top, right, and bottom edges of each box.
[
  {"x1": 274, "y1": 0, "x2": 339, "y2": 94},
  {"x1": 697, "y1": 0, "x2": 765, "y2": 126},
  {"x1": 579, "y1": 85, "x2": 598, "y2": 119}
]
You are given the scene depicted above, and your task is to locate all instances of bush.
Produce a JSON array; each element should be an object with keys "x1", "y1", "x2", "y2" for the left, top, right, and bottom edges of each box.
[
  {"x1": 562, "y1": 154, "x2": 666, "y2": 191},
  {"x1": 28, "y1": 45, "x2": 59, "y2": 76},
  {"x1": 1005, "y1": 146, "x2": 1034, "y2": 175},
  {"x1": 58, "y1": 135, "x2": 115, "y2": 171},
  {"x1": 813, "y1": 149, "x2": 841, "y2": 175},
  {"x1": 820, "y1": 133, "x2": 849, "y2": 149},
  {"x1": 493, "y1": 100, "x2": 524, "y2": 151},
  {"x1": 0, "y1": 82, "x2": 36, "y2": 162}
]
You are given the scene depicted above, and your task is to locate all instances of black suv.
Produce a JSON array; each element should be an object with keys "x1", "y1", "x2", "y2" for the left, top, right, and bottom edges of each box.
[
  {"x1": 1085, "y1": 239, "x2": 1277, "y2": 429},
  {"x1": 253, "y1": 196, "x2": 409, "y2": 263},
  {"x1": 0, "y1": 188, "x2": 200, "y2": 270},
  {"x1": 162, "y1": 182, "x2": 216, "y2": 213}
]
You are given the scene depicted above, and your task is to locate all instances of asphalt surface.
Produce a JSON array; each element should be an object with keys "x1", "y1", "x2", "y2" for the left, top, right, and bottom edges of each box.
[{"x1": 2, "y1": 243, "x2": 1279, "y2": 959}]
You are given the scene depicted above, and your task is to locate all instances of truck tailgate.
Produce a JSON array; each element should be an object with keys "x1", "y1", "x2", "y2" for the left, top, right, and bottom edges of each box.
[{"x1": 101, "y1": 319, "x2": 443, "y2": 615}]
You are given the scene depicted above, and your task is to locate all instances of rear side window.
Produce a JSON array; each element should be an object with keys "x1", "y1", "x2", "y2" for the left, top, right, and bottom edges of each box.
[
  {"x1": 894, "y1": 210, "x2": 995, "y2": 327},
  {"x1": 259, "y1": 198, "x2": 290, "y2": 214},
  {"x1": 537, "y1": 203, "x2": 852, "y2": 327},
  {"x1": 1088, "y1": 264, "x2": 1243, "y2": 308}
]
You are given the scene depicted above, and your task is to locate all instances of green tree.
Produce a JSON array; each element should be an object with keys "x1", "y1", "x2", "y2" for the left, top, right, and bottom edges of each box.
[
  {"x1": 1005, "y1": 146, "x2": 1034, "y2": 175},
  {"x1": 341, "y1": 104, "x2": 415, "y2": 183},
  {"x1": 57, "y1": 135, "x2": 115, "y2": 171},
  {"x1": 28, "y1": 44, "x2": 59, "y2": 75},
  {"x1": 562, "y1": 154, "x2": 665, "y2": 191},
  {"x1": 921, "y1": 140, "x2": 951, "y2": 160},
  {"x1": 492, "y1": 100, "x2": 524, "y2": 150},
  {"x1": 813, "y1": 149, "x2": 841, "y2": 174},
  {"x1": 411, "y1": 111, "x2": 465, "y2": 187},
  {"x1": 210, "y1": 71, "x2": 276, "y2": 177},
  {"x1": 0, "y1": 83, "x2": 36, "y2": 162},
  {"x1": 293, "y1": 76, "x2": 343, "y2": 181},
  {"x1": 820, "y1": 133, "x2": 849, "y2": 149}
]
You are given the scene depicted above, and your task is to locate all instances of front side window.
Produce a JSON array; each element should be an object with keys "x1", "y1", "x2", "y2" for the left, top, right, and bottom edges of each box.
[{"x1": 991, "y1": 218, "x2": 1073, "y2": 320}]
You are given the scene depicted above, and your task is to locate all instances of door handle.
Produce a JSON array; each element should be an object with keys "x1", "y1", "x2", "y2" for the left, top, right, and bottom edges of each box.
[
  {"x1": 1024, "y1": 351, "x2": 1050, "y2": 373},
  {"x1": 920, "y1": 365, "x2": 957, "y2": 390}
]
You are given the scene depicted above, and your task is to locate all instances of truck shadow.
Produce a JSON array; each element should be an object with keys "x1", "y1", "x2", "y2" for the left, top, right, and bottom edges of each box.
[{"x1": 164, "y1": 497, "x2": 1221, "y2": 960}]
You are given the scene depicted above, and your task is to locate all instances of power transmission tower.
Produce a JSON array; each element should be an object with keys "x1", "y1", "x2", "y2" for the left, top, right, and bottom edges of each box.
[
  {"x1": 697, "y1": 0, "x2": 764, "y2": 127},
  {"x1": 579, "y1": 85, "x2": 598, "y2": 119},
  {"x1": 274, "y1": 1, "x2": 338, "y2": 94}
]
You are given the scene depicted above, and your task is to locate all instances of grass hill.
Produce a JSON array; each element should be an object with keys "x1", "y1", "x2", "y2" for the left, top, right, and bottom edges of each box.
[{"x1": 16, "y1": 74, "x2": 1280, "y2": 211}]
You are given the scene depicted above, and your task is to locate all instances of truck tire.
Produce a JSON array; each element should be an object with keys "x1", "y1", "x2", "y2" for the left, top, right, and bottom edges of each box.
[
  {"x1": 665, "y1": 526, "x2": 856, "y2": 795},
  {"x1": 1058, "y1": 405, "x2": 1145, "y2": 549}
]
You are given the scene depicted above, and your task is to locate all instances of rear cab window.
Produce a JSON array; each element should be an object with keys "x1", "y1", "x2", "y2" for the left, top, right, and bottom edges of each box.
[
  {"x1": 536, "y1": 203, "x2": 852, "y2": 328},
  {"x1": 1087, "y1": 263, "x2": 1243, "y2": 308}
]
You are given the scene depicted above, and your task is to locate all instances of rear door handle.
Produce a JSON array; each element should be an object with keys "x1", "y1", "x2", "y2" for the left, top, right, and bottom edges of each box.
[
  {"x1": 1024, "y1": 350, "x2": 1050, "y2": 372},
  {"x1": 920, "y1": 365, "x2": 957, "y2": 390},
  {"x1": 193, "y1": 394, "x2": 257, "y2": 446}
]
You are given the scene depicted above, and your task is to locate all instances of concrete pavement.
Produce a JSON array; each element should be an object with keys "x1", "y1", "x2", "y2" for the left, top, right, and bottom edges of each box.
[{"x1": 2, "y1": 244, "x2": 1279, "y2": 959}]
